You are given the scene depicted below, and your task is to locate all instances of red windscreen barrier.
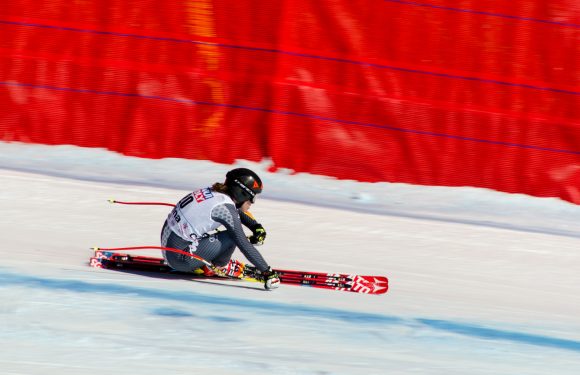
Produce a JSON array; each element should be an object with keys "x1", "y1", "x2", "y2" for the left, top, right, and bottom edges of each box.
[{"x1": 1, "y1": 1, "x2": 579, "y2": 202}]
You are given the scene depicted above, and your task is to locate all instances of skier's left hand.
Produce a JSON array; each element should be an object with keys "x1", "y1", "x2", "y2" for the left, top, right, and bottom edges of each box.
[
  {"x1": 260, "y1": 267, "x2": 280, "y2": 290},
  {"x1": 249, "y1": 224, "x2": 267, "y2": 246}
]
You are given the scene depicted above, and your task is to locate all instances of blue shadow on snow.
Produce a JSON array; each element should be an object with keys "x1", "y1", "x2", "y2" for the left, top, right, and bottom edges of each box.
[{"x1": 1, "y1": 269, "x2": 579, "y2": 353}]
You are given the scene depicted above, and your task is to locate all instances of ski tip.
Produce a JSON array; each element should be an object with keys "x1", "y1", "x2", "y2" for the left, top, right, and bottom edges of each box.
[
  {"x1": 91, "y1": 246, "x2": 100, "y2": 250},
  {"x1": 107, "y1": 198, "x2": 116, "y2": 204}
]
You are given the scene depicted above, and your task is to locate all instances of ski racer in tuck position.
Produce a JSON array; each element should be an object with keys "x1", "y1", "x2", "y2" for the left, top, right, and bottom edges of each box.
[{"x1": 160, "y1": 168, "x2": 280, "y2": 289}]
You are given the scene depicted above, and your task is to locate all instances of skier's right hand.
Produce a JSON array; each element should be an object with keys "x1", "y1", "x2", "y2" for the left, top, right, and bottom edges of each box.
[{"x1": 249, "y1": 224, "x2": 267, "y2": 246}]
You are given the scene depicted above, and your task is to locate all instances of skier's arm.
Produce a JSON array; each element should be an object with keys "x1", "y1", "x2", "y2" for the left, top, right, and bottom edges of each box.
[
  {"x1": 211, "y1": 204, "x2": 270, "y2": 272},
  {"x1": 239, "y1": 210, "x2": 258, "y2": 227},
  {"x1": 239, "y1": 210, "x2": 267, "y2": 245}
]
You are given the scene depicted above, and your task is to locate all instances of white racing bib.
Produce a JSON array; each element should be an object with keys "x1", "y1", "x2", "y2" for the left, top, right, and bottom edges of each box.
[{"x1": 167, "y1": 188, "x2": 235, "y2": 241}]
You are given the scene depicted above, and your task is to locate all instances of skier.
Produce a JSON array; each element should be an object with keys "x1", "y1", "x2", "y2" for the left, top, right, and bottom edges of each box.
[{"x1": 160, "y1": 168, "x2": 280, "y2": 290}]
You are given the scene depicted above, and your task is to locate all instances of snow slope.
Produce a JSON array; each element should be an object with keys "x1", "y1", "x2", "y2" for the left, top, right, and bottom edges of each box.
[{"x1": 1, "y1": 142, "x2": 579, "y2": 375}]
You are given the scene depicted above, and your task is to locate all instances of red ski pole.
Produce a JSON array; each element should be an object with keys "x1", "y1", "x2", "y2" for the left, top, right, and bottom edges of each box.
[{"x1": 108, "y1": 199, "x2": 175, "y2": 207}]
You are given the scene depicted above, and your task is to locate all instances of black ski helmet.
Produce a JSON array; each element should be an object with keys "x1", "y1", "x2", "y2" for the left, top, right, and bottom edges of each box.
[{"x1": 225, "y1": 168, "x2": 263, "y2": 204}]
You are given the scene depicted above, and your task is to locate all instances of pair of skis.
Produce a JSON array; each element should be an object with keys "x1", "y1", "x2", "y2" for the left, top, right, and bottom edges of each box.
[{"x1": 89, "y1": 248, "x2": 389, "y2": 295}]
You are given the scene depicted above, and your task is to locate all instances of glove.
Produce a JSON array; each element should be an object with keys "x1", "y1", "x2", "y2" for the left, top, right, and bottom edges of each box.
[
  {"x1": 249, "y1": 224, "x2": 267, "y2": 246},
  {"x1": 259, "y1": 267, "x2": 280, "y2": 290}
]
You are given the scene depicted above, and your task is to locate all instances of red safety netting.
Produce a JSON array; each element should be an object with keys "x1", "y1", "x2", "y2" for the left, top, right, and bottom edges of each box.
[{"x1": 1, "y1": 1, "x2": 579, "y2": 202}]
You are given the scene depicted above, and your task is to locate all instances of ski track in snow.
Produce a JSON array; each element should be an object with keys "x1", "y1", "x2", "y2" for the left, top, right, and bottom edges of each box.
[{"x1": 1, "y1": 143, "x2": 580, "y2": 375}]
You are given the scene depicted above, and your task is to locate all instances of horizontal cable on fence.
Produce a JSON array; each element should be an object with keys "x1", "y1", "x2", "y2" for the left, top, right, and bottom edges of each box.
[
  {"x1": 1, "y1": 19, "x2": 577, "y2": 96},
  {"x1": 383, "y1": 0, "x2": 580, "y2": 28},
  {"x1": 2, "y1": 80, "x2": 579, "y2": 156}
]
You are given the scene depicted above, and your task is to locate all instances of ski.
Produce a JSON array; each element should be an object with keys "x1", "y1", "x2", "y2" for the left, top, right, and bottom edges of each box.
[
  {"x1": 90, "y1": 251, "x2": 251, "y2": 279},
  {"x1": 89, "y1": 250, "x2": 388, "y2": 294},
  {"x1": 273, "y1": 270, "x2": 388, "y2": 294}
]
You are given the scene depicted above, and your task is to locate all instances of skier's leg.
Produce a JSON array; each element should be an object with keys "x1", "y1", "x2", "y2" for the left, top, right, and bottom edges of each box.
[
  {"x1": 196, "y1": 231, "x2": 236, "y2": 267},
  {"x1": 160, "y1": 221, "x2": 238, "y2": 273},
  {"x1": 160, "y1": 221, "x2": 203, "y2": 272},
  {"x1": 205, "y1": 232, "x2": 246, "y2": 277}
]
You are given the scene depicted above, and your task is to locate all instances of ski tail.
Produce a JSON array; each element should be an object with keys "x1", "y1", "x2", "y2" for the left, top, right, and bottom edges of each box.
[{"x1": 90, "y1": 250, "x2": 260, "y2": 282}]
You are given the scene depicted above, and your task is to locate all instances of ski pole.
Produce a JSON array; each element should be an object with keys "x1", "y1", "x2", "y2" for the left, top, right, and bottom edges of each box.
[{"x1": 108, "y1": 199, "x2": 175, "y2": 207}]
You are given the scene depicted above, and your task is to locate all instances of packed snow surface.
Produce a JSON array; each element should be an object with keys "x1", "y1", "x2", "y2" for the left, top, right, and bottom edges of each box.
[{"x1": 1, "y1": 142, "x2": 579, "y2": 375}]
